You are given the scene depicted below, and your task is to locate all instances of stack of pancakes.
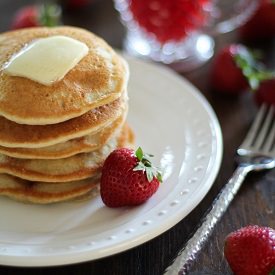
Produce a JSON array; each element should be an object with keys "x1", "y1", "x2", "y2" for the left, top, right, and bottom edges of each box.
[{"x1": 0, "y1": 26, "x2": 133, "y2": 204}]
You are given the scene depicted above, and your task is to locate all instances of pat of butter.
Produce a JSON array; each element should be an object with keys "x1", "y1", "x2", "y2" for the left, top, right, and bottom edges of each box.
[{"x1": 4, "y1": 35, "x2": 89, "y2": 85}]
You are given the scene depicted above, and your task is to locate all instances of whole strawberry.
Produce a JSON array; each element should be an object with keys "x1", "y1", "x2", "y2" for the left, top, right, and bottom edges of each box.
[
  {"x1": 210, "y1": 44, "x2": 273, "y2": 94},
  {"x1": 240, "y1": 0, "x2": 275, "y2": 42},
  {"x1": 100, "y1": 147, "x2": 162, "y2": 207},
  {"x1": 129, "y1": 0, "x2": 211, "y2": 44},
  {"x1": 11, "y1": 4, "x2": 61, "y2": 30},
  {"x1": 210, "y1": 44, "x2": 248, "y2": 94},
  {"x1": 224, "y1": 225, "x2": 275, "y2": 275}
]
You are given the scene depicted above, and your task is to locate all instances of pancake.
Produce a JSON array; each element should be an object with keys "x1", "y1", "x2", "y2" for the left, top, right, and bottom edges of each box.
[
  {"x1": 0, "y1": 26, "x2": 129, "y2": 125},
  {"x1": 0, "y1": 173, "x2": 100, "y2": 204},
  {"x1": 0, "y1": 124, "x2": 135, "y2": 204},
  {"x1": 0, "y1": 111, "x2": 126, "y2": 159},
  {"x1": 0, "y1": 92, "x2": 127, "y2": 148},
  {"x1": 0, "y1": 124, "x2": 134, "y2": 182}
]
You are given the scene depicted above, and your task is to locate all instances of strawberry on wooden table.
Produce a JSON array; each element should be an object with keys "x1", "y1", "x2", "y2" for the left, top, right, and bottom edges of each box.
[
  {"x1": 239, "y1": 0, "x2": 275, "y2": 42},
  {"x1": 11, "y1": 4, "x2": 61, "y2": 30},
  {"x1": 100, "y1": 147, "x2": 162, "y2": 208},
  {"x1": 224, "y1": 225, "x2": 275, "y2": 275},
  {"x1": 210, "y1": 44, "x2": 274, "y2": 95}
]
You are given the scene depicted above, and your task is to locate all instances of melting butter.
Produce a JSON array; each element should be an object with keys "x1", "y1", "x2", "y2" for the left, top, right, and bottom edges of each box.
[{"x1": 4, "y1": 35, "x2": 89, "y2": 85}]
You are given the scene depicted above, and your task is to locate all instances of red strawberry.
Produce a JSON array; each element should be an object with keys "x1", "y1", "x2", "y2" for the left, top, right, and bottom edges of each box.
[
  {"x1": 100, "y1": 147, "x2": 162, "y2": 207},
  {"x1": 11, "y1": 4, "x2": 61, "y2": 30},
  {"x1": 255, "y1": 78, "x2": 275, "y2": 106},
  {"x1": 11, "y1": 6, "x2": 39, "y2": 29},
  {"x1": 240, "y1": 0, "x2": 275, "y2": 42},
  {"x1": 210, "y1": 44, "x2": 249, "y2": 94},
  {"x1": 129, "y1": 0, "x2": 211, "y2": 44},
  {"x1": 210, "y1": 44, "x2": 273, "y2": 94},
  {"x1": 224, "y1": 225, "x2": 275, "y2": 275}
]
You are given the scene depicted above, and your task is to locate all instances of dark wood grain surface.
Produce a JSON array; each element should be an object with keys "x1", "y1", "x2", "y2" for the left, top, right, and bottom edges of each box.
[{"x1": 0, "y1": 1, "x2": 274, "y2": 274}]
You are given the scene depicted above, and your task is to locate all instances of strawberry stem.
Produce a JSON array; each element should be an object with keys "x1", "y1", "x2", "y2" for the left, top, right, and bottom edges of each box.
[
  {"x1": 234, "y1": 47, "x2": 275, "y2": 90},
  {"x1": 133, "y1": 147, "x2": 163, "y2": 183}
]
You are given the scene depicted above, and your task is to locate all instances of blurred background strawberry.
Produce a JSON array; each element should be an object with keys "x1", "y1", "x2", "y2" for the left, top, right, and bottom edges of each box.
[
  {"x1": 210, "y1": 44, "x2": 274, "y2": 95},
  {"x1": 10, "y1": 0, "x2": 97, "y2": 30},
  {"x1": 10, "y1": 3, "x2": 61, "y2": 29}
]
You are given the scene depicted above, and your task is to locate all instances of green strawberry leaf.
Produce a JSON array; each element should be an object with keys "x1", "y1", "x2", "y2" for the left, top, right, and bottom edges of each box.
[
  {"x1": 146, "y1": 168, "x2": 154, "y2": 182},
  {"x1": 133, "y1": 163, "x2": 146, "y2": 172},
  {"x1": 248, "y1": 76, "x2": 259, "y2": 90},
  {"x1": 156, "y1": 171, "x2": 163, "y2": 182},
  {"x1": 39, "y1": 3, "x2": 61, "y2": 27},
  {"x1": 133, "y1": 147, "x2": 163, "y2": 183},
  {"x1": 135, "y1": 147, "x2": 144, "y2": 161},
  {"x1": 269, "y1": 267, "x2": 275, "y2": 275},
  {"x1": 234, "y1": 47, "x2": 275, "y2": 90}
]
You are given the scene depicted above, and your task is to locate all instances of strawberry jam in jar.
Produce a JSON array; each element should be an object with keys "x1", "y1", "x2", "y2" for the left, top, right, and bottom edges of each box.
[
  {"x1": 114, "y1": 0, "x2": 259, "y2": 72},
  {"x1": 129, "y1": 0, "x2": 212, "y2": 44}
]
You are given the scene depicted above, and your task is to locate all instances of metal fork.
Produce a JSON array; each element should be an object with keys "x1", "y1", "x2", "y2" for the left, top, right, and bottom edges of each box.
[{"x1": 164, "y1": 104, "x2": 275, "y2": 275}]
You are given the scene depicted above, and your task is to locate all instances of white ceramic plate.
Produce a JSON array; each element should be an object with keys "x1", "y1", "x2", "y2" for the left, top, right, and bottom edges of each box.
[{"x1": 0, "y1": 56, "x2": 222, "y2": 267}]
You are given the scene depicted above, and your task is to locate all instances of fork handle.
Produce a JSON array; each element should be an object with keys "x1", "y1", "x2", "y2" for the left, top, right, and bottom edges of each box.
[{"x1": 164, "y1": 165, "x2": 251, "y2": 275}]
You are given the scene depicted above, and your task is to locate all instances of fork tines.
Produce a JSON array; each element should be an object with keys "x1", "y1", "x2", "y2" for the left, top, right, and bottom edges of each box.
[{"x1": 238, "y1": 104, "x2": 275, "y2": 156}]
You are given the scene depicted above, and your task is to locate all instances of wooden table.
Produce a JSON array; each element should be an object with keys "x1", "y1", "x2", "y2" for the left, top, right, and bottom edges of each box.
[{"x1": 0, "y1": 1, "x2": 274, "y2": 274}]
